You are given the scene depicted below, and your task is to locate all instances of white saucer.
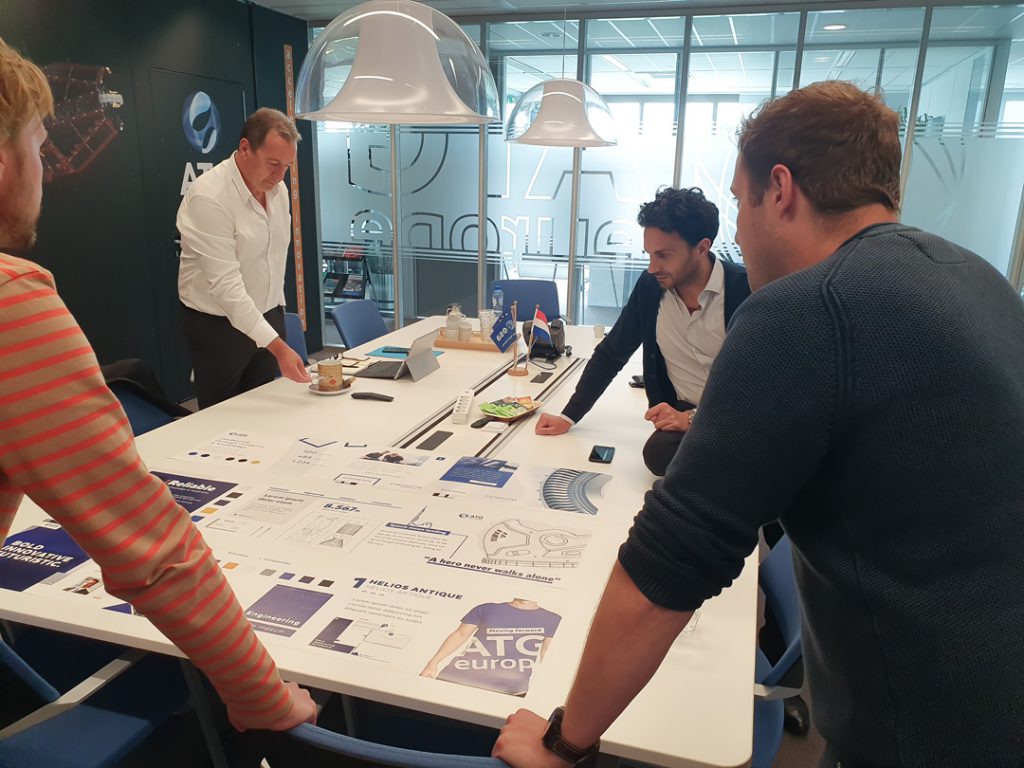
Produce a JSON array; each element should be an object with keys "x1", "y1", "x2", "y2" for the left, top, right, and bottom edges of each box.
[{"x1": 308, "y1": 383, "x2": 349, "y2": 396}]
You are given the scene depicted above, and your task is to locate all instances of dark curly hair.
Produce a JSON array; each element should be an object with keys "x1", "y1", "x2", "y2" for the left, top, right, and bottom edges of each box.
[{"x1": 636, "y1": 187, "x2": 719, "y2": 247}]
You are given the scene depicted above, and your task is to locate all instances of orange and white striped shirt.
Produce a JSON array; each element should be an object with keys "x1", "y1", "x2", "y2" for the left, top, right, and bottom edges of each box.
[{"x1": 0, "y1": 253, "x2": 292, "y2": 727}]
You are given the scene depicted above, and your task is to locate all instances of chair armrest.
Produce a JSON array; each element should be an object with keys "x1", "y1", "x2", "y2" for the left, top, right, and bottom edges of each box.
[
  {"x1": 0, "y1": 648, "x2": 146, "y2": 739},
  {"x1": 753, "y1": 683, "x2": 804, "y2": 701},
  {"x1": 285, "y1": 722, "x2": 510, "y2": 767}
]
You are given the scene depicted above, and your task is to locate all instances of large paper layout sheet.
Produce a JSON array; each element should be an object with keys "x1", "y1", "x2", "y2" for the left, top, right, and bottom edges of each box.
[{"x1": 2, "y1": 465, "x2": 617, "y2": 700}]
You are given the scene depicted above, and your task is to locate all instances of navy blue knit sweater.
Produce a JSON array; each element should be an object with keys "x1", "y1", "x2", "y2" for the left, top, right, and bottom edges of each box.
[{"x1": 619, "y1": 224, "x2": 1024, "y2": 766}]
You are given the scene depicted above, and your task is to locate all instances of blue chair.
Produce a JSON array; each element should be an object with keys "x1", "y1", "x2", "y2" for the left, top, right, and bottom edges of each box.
[
  {"x1": 0, "y1": 630, "x2": 190, "y2": 767},
  {"x1": 248, "y1": 722, "x2": 508, "y2": 767},
  {"x1": 108, "y1": 380, "x2": 187, "y2": 436},
  {"x1": 285, "y1": 312, "x2": 310, "y2": 363},
  {"x1": 330, "y1": 300, "x2": 388, "y2": 349},
  {"x1": 490, "y1": 279, "x2": 560, "y2": 321},
  {"x1": 752, "y1": 535, "x2": 803, "y2": 768}
]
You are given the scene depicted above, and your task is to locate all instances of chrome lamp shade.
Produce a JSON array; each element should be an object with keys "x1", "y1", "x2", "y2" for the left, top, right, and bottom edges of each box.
[
  {"x1": 506, "y1": 78, "x2": 617, "y2": 147},
  {"x1": 295, "y1": 0, "x2": 499, "y2": 125}
]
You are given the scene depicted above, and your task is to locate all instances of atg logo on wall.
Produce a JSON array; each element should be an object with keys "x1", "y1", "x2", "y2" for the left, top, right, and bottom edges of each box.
[{"x1": 182, "y1": 90, "x2": 220, "y2": 154}]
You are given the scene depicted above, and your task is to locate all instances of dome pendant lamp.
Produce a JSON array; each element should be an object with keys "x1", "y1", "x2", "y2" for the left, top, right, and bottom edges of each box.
[
  {"x1": 294, "y1": 0, "x2": 499, "y2": 125},
  {"x1": 505, "y1": 15, "x2": 616, "y2": 147},
  {"x1": 506, "y1": 78, "x2": 617, "y2": 147}
]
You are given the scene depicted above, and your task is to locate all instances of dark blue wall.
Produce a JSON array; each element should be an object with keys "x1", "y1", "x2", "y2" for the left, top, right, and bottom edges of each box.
[{"x1": 0, "y1": 0, "x2": 320, "y2": 401}]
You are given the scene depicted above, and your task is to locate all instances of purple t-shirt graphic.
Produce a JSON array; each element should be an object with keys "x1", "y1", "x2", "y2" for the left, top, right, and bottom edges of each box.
[{"x1": 437, "y1": 602, "x2": 561, "y2": 695}]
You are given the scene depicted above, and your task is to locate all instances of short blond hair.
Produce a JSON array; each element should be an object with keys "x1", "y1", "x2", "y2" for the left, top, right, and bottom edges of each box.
[
  {"x1": 241, "y1": 107, "x2": 300, "y2": 151},
  {"x1": 0, "y1": 38, "x2": 54, "y2": 145}
]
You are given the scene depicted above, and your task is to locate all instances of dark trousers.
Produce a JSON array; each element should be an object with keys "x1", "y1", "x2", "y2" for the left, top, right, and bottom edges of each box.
[
  {"x1": 641, "y1": 399, "x2": 695, "y2": 476},
  {"x1": 180, "y1": 303, "x2": 285, "y2": 409}
]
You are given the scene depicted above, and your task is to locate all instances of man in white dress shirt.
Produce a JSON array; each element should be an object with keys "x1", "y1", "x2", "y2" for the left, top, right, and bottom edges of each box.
[
  {"x1": 177, "y1": 107, "x2": 310, "y2": 408},
  {"x1": 535, "y1": 187, "x2": 750, "y2": 475}
]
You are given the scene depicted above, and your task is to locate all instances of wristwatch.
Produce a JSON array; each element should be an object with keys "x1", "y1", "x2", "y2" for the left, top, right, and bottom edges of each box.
[{"x1": 542, "y1": 707, "x2": 600, "y2": 766}]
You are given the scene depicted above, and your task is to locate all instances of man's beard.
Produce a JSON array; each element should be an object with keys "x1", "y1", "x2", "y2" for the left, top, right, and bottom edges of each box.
[{"x1": 0, "y1": 207, "x2": 40, "y2": 253}]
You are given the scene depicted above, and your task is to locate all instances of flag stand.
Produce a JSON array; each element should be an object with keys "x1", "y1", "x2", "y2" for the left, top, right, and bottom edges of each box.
[{"x1": 507, "y1": 300, "x2": 528, "y2": 377}]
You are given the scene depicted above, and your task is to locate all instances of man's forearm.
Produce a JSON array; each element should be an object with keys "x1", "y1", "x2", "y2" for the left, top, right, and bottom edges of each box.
[{"x1": 560, "y1": 562, "x2": 693, "y2": 749}]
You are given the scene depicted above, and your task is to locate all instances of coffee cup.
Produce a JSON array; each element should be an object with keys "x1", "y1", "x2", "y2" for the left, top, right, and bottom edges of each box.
[
  {"x1": 313, "y1": 359, "x2": 345, "y2": 391},
  {"x1": 593, "y1": 325, "x2": 606, "y2": 340},
  {"x1": 478, "y1": 309, "x2": 496, "y2": 338}
]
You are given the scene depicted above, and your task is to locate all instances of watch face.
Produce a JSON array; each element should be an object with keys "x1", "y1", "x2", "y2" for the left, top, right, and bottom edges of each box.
[{"x1": 543, "y1": 706, "x2": 564, "y2": 748}]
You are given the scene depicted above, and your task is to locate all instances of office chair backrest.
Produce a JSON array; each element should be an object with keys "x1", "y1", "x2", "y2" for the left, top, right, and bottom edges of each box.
[
  {"x1": 108, "y1": 381, "x2": 178, "y2": 437},
  {"x1": 331, "y1": 300, "x2": 389, "y2": 349},
  {"x1": 284, "y1": 312, "x2": 309, "y2": 362},
  {"x1": 0, "y1": 638, "x2": 60, "y2": 707},
  {"x1": 759, "y1": 535, "x2": 802, "y2": 687},
  {"x1": 491, "y1": 279, "x2": 560, "y2": 321}
]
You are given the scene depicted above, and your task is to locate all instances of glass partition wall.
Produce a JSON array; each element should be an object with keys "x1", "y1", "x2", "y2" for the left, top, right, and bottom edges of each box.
[
  {"x1": 682, "y1": 12, "x2": 801, "y2": 260},
  {"x1": 313, "y1": 5, "x2": 1024, "y2": 346}
]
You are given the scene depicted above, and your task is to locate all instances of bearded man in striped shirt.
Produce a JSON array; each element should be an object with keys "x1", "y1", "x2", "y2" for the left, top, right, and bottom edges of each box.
[{"x1": 0, "y1": 38, "x2": 316, "y2": 732}]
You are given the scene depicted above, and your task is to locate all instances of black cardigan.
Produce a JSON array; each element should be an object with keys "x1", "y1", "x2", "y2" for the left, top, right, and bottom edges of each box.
[{"x1": 562, "y1": 257, "x2": 751, "y2": 423}]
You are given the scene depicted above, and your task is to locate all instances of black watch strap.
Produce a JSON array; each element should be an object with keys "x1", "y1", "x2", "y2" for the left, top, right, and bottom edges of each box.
[{"x1": 542, "y1": 707, "x2": 599, "y2": 766}]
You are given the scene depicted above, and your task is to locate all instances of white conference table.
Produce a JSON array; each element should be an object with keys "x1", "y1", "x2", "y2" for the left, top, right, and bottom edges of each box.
[{"x1": 2, "y1": 318, "x2": 756, "y2": 768}]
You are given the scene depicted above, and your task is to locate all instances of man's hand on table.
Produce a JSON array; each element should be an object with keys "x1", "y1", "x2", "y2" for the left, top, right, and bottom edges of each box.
[
  {"x1": 229, "y1": 681, "x2": 317, "y2": 731},
  {"x1": 645, "y1": 402, "x2": 692, "y2": 431},
  {"x1": 268, "y1": 337, "x2": 312, "y2": 383},
  {"x1": 492, "y1": 709, "x2": 571, "y2": 768},
  {"x1": 535, "y1": 413, "x2": 572, "y2": 436}
]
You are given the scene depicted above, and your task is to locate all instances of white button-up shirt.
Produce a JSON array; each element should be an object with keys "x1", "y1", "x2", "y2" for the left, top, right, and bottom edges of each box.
[
  {"x1": 655, "y1": 258, "x2": 726, "y2": 406},
  {"x1": 177, "y1": 153, "x2": 291, "y2": 348}
]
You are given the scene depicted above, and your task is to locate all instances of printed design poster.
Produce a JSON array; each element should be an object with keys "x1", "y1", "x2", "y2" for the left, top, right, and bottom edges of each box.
[
  {"x1": 298, "y1": 574, "x2": 567, "y2": 699},
  {"x1": 336, "y1": 450, "x2": 446, "y2": 491},
  {"x1": 478, "y1": 518, "x2": 589, "y2": 569},
  {"x1": 310, "y1": 617, "x2": 411, "y2": 662},
  {"x1": 174, "y1": 430, "x2": 286, "y2": 466},
  {"x1": 0, "y1": 524, "x2": 90, "y2": 592},
  {"x1": 440, "y1": 457, "x2": 515, "y2": 488},
  {"x1": 433, "y1": 459, "x2": 610, "y2": 515},
  {"x1": 282, "y1": 507, "x2": 377, "y2": 551},
  {"x1": 350, "y1": 504, "x2": 591, "y2": 582},
  {"x1": 246, "y1": 584, "x2": 333, "y2": 637},
  {"x1": 421, "y1": 600, "x2": 561, "y2": 696},
  {"x1": 152, "y1": 471, "x2": 238, "y2": 512},
  {"x1": 174, "y1": 431, "x2": 366, "y2": 477}
]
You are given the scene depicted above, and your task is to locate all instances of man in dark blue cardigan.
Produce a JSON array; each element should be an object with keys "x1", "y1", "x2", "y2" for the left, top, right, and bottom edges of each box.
[{"x1": 535, "y1": 187, "x2": 751, "y2": 475}]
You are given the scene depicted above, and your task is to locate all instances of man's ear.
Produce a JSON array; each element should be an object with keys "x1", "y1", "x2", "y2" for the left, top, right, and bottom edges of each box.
[
  {"x1": 0, "y1": 145, "x2": 8, "y2": 183},
  {"x1": 769, "y1": 163, "x2": 797, "y2": 216}
]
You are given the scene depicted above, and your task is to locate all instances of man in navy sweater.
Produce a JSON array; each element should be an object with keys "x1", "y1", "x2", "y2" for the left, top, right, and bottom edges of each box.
[
  {"x1": 534, "y1": 187, "x2": 750, "y2": 476},
  {"x1": 495, "y1": 82, "x2": 1024, "y2": 768}
]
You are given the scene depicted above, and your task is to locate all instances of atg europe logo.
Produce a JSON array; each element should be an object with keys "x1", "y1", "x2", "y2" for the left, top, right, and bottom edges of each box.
[{"x1": 181, "y1": 91, "x2": 220, "y2": 154}]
